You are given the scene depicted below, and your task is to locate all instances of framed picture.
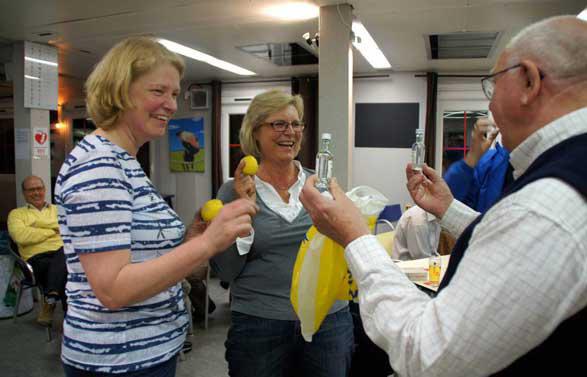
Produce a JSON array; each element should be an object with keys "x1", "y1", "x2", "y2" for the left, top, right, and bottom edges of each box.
[{"x1": 168, "y1": 117, "x2": 205, "y2": 172}]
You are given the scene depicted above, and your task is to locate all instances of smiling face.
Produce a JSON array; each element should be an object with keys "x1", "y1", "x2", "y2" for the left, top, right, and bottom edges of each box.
[
  {"x1": 22, "y1": 176, "x2": 46, "y2": 210},
  {"x1": 118, "y1": 63, "x2": 180, "y2": 145},
  {"x1": 254, "y1": 105, "x2": 303, "y2": 165}
]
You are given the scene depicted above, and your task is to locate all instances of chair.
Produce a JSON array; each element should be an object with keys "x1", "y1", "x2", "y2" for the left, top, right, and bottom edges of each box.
[
  {"x1": 6, "y1": 241, "x2": 53, "y2": 341},
  {"x1": 376, "y1": 204, "x2": 402, "y2": 233}
]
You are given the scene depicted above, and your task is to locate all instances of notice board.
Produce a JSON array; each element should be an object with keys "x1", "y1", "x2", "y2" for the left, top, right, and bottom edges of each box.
[{"x1": 355, "y1": 103, "x2": 419, "y2": 148}]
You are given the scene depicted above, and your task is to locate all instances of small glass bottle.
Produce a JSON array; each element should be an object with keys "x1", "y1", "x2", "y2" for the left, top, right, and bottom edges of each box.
[
  {"x1": 428, "y1": 254, "x2": 441, "y2": 285},
  {"x1": 412, "y1": 129, "x2": 425, "y2": 172},
  {"x1": 315, "y1": 133, "x2": 333, "y2": 192}
]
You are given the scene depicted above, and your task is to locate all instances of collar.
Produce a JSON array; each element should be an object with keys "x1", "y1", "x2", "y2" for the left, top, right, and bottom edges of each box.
[
  {"x1": 26, "y1": 202, "x2": 49, "y2": 211},
  {"x1": 509, "y1": 107, "x2": 587, "y2": 179}
]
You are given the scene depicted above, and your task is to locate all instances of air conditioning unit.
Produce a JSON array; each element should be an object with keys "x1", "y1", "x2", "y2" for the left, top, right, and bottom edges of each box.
[{"x1": 190, "y1": 88, "x2": 209, "y2": 110}]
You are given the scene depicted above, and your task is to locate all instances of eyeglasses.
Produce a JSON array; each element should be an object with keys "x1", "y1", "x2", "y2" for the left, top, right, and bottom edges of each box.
[
  {"x1": 263, "y1": 120, "x2": 305, "y2": 133},
  {"x1": 481, "y1": 64, "x2": 522, "y2": 100},
  {"x1": 24, "y1": 186, "x2": 45, "y2": 193}
]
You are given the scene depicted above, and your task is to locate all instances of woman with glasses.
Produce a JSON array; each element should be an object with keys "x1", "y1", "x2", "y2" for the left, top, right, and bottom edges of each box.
[{"x1": 211, "y1": 90, "x2": 354, "y2": 377}]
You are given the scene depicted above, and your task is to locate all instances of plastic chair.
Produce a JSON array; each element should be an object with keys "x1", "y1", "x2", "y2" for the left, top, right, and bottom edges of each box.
[
  {"x1": 376, "y1": 204, "x2": 402, "y2": 233},
  {"x1": 6, "y1": 241, "x2": 53, "y2": 341}
]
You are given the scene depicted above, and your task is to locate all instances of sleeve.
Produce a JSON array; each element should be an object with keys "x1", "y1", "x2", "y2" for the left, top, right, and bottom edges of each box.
[
  {"x1": 209, "y1": 181, "x2": 249, "y2": 282},
  {"x1": 345, "y1": 185, "x2": 584, "y2": 377},
  {"x1": 7, "y1": 209, "x2": 56, "y2": 246},
  {"x1": 443, "y1": 160, "x2": 478, "y2": 208},
  {"x1": 60, "y1": 152, "x2": 134, "y2": 253}
]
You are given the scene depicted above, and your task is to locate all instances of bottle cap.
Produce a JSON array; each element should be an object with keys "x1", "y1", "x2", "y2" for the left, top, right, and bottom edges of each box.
[
  {"x1": 321, "y1": 133, "x2": 332, "y2": 140},
  {"x1": 415, "y1": 129, "x2": 424, "y2": 135}
]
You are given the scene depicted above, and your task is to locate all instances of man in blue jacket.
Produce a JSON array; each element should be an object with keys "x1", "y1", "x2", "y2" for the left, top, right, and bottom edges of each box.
[{"x1": 443, "y1": 117, "x2": 511, "y2": 213}]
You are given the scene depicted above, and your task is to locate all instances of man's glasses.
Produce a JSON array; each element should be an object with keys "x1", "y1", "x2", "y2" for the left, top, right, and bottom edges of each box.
[
  {"x1": 481, "y1": 64, "x2": 522, "y2": 100},
  {"x1": 24, "y1": 186, "x2": 45, "y2": 193},
  {"x1": 263, "y1": 120, "x2": 305, "y2": 133}
]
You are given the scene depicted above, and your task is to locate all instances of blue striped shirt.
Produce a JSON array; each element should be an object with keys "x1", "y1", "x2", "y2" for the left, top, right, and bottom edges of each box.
[{"x1": 55, "y1": 134, "x2": 188, "y2": 373}]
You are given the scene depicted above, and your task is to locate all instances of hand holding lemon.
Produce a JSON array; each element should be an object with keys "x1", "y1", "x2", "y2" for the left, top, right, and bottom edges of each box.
[
  {"x1": 241, "y1": 155, "x2": 258, "y2": 176},
  {"x1": 201, "y1": 199, "x2": 224, "y2": 222},
  {"x1": 234, "y1": 155, "x2": 258, "y2": 201}
]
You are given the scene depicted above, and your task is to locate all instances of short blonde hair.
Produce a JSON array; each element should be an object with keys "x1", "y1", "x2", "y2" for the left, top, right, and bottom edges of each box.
[
  {"x1": 239, "y1": 90, "x2": 304, "y2": 159},
  {"x1": 85, "y1": 36, "x2": 185, "y2": 129}
]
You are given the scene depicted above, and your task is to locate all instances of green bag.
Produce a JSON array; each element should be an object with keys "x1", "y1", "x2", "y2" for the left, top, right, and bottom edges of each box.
[{"x1": 3, "y1": 262, "x2": 23, "y2": 307}]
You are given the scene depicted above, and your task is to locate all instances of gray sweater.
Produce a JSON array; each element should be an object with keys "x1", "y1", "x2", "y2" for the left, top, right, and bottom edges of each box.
[{"x1": 210, "y1": 171, "x2": 347, "y2": 320}]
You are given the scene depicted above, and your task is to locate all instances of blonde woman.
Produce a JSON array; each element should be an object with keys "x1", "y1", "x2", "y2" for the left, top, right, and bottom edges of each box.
[
  {"x1": 211, "y1": 90, "x2": 354, "y2": 377},
  {"x1": 55, "y1": 37, "x2": 256, "y2": 377}
]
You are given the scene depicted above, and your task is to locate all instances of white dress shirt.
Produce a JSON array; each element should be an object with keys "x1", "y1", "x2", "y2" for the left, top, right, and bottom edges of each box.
[
  {"x1": 345, "y1": 107, "x2": 587, "y2": 377},
  {"x1": 236, "y1": 161, "x2": 306, "y2": 255},
  {"x1": 392, "y1": 206, "x2": 440, "y2": 261}
]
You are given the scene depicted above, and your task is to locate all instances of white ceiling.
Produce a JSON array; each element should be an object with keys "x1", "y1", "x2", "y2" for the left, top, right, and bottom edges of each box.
[{"x1": 0, "y1": 0, "x2": 584, "y2": 83}]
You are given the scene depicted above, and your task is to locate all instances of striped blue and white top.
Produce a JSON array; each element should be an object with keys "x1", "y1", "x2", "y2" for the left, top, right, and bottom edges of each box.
[{"x1": 55, "y1": 134, "x2": 188, "y2": 373}]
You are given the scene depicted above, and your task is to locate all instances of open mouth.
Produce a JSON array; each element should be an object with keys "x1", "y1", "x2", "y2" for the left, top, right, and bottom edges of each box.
[
  {"x1": 277, "y1": 141, "x2": 295, "y2": 149},
  {"x1": 152, "y1": 114, "x2": 169, "y2": 122}
]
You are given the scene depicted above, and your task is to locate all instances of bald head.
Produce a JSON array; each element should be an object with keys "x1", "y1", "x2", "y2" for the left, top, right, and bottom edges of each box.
[
  {"x1": 21, "y1": 175, "x2": 47, "y2": 210},
  {"x1": 505, "y1": 16, "x2": 587, "y2": 82}
]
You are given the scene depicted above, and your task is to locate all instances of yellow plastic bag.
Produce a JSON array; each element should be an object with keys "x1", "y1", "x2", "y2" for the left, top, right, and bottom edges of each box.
[{"x1": 291, "y1": 186, "x2": 388, "y2": 341}]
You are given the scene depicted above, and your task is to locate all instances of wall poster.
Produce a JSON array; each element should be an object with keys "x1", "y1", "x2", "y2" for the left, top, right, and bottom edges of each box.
[{"x1": 168, "y1": 117, "x2": 205, "y2": 172}]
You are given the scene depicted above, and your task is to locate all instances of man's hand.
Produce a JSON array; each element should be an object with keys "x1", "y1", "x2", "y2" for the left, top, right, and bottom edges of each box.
[
  {"x1": 233, "y1": 159, "x2": 256, "y2": 202},
  {"x1": 406, "y1": 164, "x2": 454, "y2": 219},
  {"x1": 300, "y1": 176, "x2": 370, "y2": 247},
  {"x1": 464, "y1": 117, "x2": 499, "y2": 168}
]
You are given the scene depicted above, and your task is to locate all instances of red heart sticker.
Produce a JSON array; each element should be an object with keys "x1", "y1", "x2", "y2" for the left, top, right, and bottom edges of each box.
[{"x1": 35, "y1": 132, "x2": 48, "y2": 145}]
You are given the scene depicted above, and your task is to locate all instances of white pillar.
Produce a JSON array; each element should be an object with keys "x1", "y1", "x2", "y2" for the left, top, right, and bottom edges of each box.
[
  {"x1": 318, "y1": 4, "x2": 354, "y2": 190},
  {"x1": 12, "y1": 42, "x2": 53, "y2": 206}
]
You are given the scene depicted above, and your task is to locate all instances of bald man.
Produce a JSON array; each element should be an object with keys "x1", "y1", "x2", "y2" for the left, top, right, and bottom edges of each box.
[
  {"x1": 7, "y1": 176, "x2": 66, "y2": 326},
  {"x1": 301, "y1": 16, "x2": 587, "y2": 376}
]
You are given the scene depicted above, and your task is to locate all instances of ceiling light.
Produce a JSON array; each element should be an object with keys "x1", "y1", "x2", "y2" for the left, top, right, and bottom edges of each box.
[
  {"x1": 158, "y1": 39, "x2": 256, "y2": 76},
  {"x1": 25, "y1": 75, "x2": 40, "y2": 80},
  {"x1": 578, "y1": 8, "x2": 587, "y2": 21},
  {"x1": 262, "y1": 2, "x2": 319, "y2": 21},
  {"x1": 351, "y1": 21, "x2": 391, "y2": 69},
  {"x1": 25, "y1": 56, "x2": 58, "y2": 67}
]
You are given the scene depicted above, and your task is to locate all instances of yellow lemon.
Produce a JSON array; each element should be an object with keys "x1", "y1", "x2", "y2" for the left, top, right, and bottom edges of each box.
[
  {"x1": 201, "y1": 199, "x2": 224, "y2": 222},
  {"x1": 242, "y1": 155, "x2": 259, "y2": 176}
]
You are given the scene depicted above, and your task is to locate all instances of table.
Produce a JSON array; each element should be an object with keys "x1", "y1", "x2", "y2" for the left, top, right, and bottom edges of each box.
[{"x1": 395, "y1": 255, "x2": 450, "y2": 292}]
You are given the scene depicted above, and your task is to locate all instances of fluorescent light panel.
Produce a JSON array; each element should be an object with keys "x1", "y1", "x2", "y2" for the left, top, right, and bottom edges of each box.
[
  {"x1": 262, "y1": 2, "x2": 319, "y2": 21},
  {"x1": 25, "y1": 75, "x2": 40, "y2": 80},
  {"x1": 578, "y1": 8, "x2": 587, "y2": 21},
  {"x1": 158, "y1": 39, "x2": 256, "y2": 76},
  {"x1": 352, "y1": 21, "x2": 391, "y2": 69},
  {"x1": 25, "y1": 56, "x2": 58, "y2": 67}
]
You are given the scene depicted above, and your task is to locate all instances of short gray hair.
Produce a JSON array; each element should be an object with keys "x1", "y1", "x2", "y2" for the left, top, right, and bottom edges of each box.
[{"x1": 505, "y1": 16, "x2": 587, "y2": 80}]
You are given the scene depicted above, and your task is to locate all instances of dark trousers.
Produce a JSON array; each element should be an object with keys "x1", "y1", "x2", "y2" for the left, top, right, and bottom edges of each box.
[
  {"x1": 28, "y1": 247, "x2": 67, "y2": 310},
  {"x1": 226, "y1": 310, "x2": 354, "y2": 377}
]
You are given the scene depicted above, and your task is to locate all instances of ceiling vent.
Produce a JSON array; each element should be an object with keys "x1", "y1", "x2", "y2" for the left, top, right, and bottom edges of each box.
[
  {"x1": 238, "y1": 42, "x2": 318, "y2": 66},
  {"x1": 427, "y1": 32, "x2": 500, "y2": 60}
]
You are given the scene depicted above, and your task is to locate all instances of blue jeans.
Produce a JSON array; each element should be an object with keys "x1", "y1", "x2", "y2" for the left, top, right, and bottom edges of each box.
[
  {"x1": 226, "y1": 310, "x2": 354, "y2": 377},
  {"x1": 62, "y1": 355, "x2": 177, "y2": 377}
]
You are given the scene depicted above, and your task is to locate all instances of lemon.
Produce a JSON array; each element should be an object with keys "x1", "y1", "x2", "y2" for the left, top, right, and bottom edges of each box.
[
  {"x1": 242, "y1": 155, "x2": 259, "y2": 176},
  {"x1": 201, "y1": 199, "x2": 224, "y2": 222}
]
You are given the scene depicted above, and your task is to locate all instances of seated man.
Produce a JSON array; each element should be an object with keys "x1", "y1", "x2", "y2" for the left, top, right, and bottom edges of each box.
[
  {"x1": 391, "y1": 205, "x2": 440, "y2": 261},
  {"x1": 7, "y1": 175, "x2": 66, "y2": 326}
]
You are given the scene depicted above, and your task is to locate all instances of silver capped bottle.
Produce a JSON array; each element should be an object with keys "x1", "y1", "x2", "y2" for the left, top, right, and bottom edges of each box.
[
  {"x1": 315, "y1": 133, "x2": 333, "y2": 192},
  {"x1": 411, "y1": 129, "x2": 425, "y2": 171}
]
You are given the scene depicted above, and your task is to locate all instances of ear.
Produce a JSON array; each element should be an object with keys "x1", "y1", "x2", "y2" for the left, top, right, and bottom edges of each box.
[{"x1": 519, "y1": 60, "x2": 542, "y2": 106}]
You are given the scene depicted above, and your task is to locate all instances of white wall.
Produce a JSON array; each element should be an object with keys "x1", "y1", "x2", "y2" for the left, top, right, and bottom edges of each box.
[
  {"x1": 351, "y1": 73, "x2": 427, "y2": 208},
  {"x1": 435, "y1": 77, "x2": 489, "y2": 169},
  {"x1": 150, "y1": 84, "x2": 212, "y2": 226}
]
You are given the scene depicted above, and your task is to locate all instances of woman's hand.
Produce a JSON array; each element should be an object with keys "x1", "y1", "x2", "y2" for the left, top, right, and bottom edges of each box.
[
  {"x1": 201, "y1": 199, "x2": 258, "y2": 254},
  {"x1": 234, "y1": 159, "x2": 256, "y2": 202},
  {"x1": 406, "y1": 164, "x2": 454, "y2": 218}
]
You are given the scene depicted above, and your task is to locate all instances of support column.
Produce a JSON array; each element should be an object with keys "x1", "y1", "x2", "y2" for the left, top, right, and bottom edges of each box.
[
  {"x1": 318, "y1": 4, "x2": 353, "y2": 190},
  {"x1": 12, "y1": 42, "x2": 53, "y2": 205}
]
